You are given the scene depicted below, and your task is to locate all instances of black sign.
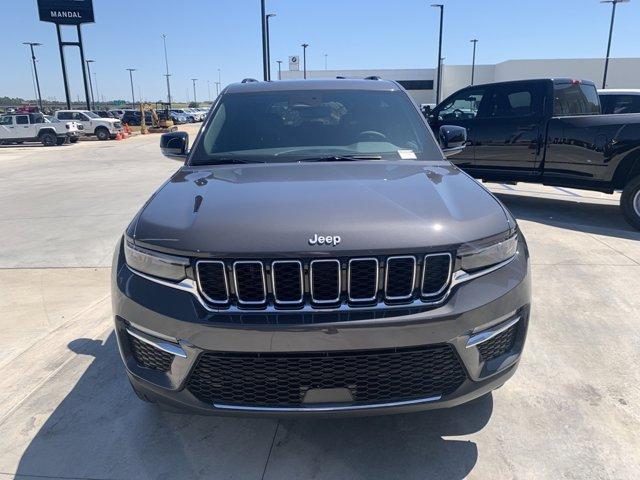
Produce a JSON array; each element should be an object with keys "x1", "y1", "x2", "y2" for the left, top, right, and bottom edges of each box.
[{"x1": 37, "y1": 0, "x2": 94, "y2": 25}]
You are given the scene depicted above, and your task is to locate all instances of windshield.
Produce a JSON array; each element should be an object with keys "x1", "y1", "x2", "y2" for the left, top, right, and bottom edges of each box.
[
  {"x1": 82, "y1": 111, "x2": 100, "y2": 118},
  {"x1": 191, "y1": 89, "x2": 442, "y2": 164}
]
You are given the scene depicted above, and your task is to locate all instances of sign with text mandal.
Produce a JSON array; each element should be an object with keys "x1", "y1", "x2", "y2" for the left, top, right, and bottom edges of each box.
[{"x1": 37, "y1": 0, "x2": 95, "y2": 25}]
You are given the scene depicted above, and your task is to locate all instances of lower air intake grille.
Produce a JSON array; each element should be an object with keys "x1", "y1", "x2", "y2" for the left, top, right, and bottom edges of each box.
[
  {"x1": 128, "y1": 334, "x2": 173, "y2": 372},
  {"x1": 187, "y1": 344, "x2": 466, "y2": 407},
  {"x1": 478, "y1": 324, "x2": 517, "y2": 361}
]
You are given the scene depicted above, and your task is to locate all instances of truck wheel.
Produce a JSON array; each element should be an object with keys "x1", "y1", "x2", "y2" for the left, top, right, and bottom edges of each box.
[
  {"x1": 95, "y1": 127, "x2": 110, "y2": 140},
  {"x1": 70, "y1": 137, "x2": 79, "y2": 144},
  {"x1": 56, "y1": 137, "x2": 67, "y2": 146},
  {"x1": 39, "y1": 132, "x2": 57, "y2": 147},
  {"x1": 621, "y1": 176, "x2": 640, "y2": 230}
]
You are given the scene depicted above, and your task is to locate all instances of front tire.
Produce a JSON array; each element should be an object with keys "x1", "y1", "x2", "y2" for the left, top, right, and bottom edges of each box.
[
  {"x1": 70, "y1": 137, "x2": 79, "y2": 143},
  {"x1": 39, "y1": 132, "x2": 57, "y2": 147},
  {"x1": 621, "y1": 176, "x2": 640, "y2": 230},
  {"x1": 95, "y1": 127, "x2": 110, "y2": 141}
]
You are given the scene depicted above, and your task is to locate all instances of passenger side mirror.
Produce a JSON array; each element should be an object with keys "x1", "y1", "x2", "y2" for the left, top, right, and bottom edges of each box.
[
  {"x1": 439, "y1": 125, "x2": 467, "y2": 158},
  {"x1": 160, "y1": 131, "x2": 189, "y2": 161}
]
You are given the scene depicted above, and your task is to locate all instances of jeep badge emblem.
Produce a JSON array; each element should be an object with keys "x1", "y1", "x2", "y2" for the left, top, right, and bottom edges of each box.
[{"x1": 309, "y1": 234, "x2": 341, "y2": 246}]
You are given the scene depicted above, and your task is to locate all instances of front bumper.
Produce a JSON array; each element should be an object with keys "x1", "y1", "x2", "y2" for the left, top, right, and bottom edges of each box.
[{"x1": 112, "y1": 237, "x2": 531, "y2": 416}]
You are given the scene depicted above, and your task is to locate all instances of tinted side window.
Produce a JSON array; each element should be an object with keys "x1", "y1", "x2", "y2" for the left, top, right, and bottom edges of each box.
[
  {"x1": 484, "y1": 83, "x2": 543, "y2": 118},
  {"x1": 0, "y1": 116, "x2": 13, "y2": 125},
  {"x1": 437, "y1": 88, "x2": 486, "y2": 121},
  {"x1": 58, "y1": 112, "x2": 72, "y2": 120},
  {"x1": 600, "y1": 94, "x2": 640, "y2": 114},
  {"x1": 553, "y1": 83, "x2": 600, "y2": 116},
  {"x1": 16, "y1": 115, "x2": 30, "y2": 125}
]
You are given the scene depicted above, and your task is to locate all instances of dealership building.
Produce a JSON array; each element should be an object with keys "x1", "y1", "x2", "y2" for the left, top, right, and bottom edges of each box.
[{"x1": 281, "y1": 57, "x2": 640, "y2": 105}]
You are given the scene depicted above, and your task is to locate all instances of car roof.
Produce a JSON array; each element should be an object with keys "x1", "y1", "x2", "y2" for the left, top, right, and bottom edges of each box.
[
  {"x1": 460, "y1": 78, "x2": 596, "y2": 89},
  {"x1": 598, "y1": 89, "x2": 640, "y2": 95},
  {"x1": 224, "y1": 78, "x2": 400, "y2": 94}
]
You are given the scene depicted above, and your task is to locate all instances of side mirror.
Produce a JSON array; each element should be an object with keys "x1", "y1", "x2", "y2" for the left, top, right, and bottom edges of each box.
[
  {"x1": 160, "y1": 131, "x2": 189, "y2": 161},
  {"x1": 439, "y1": 125, "x2": 467, "y2": 158}
]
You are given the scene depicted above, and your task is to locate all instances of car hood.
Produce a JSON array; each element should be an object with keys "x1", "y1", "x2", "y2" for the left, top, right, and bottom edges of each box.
[{"x1": 130, "y1": 161, "x2": 511, "y2": 256}]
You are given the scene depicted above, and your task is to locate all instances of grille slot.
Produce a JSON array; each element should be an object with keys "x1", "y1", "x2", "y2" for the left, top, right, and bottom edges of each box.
[
  {"x1": 271, "y1": 261, "x2": 304, "y2": 305},
  {"x1": 187, "y1": 344, "x2": 466, "y2": 407},
  {"x1": 348, "y1": 258, "x2": 379, "y2": 302},
  {"x1": 385, "y1": 256, "x2": 416, "y2": 300},
  {"x1": 421, "y1": 253, "x2": 452, "y2": 298},
  {"x1": 196, "y1": 261, "x2": 229, "y2": 304},
  {"x1": 233, "y1": 261, "x2": 266, "y2": 305},
  {"x1": 310, "y1": 260, "x2": 341, "y2": 304},
  {"x1": 478, "y1": 324, "x2": 518, "y2": 361},
  {"x1": 128, "y1": 334, "x2": 173, "y2": 372}
]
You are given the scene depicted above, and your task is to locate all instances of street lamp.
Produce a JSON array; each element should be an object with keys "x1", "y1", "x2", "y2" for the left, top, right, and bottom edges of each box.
[
  {"x1": 22, "y1": 42, "x2": 43, "y2": 110},
  {"x1": 470, "y1": 39, "x2": 478, "y2": 85},
  {"x1": 600, "y1": 0, "x2": 630, "y2": 89},
  {"x1": 431, "y1": 3, "x2": 444, "y2": 104},
  {"x1": 266, "y1": 13, "x2": 276, "y2": 81},
  {"x1": 260, "y1": 0, "x2": 268, "y2": 80},
  {"x1": 302, "y1": 43, "x2": 309, "y2": 79},
  {"x1": 126, "y1": 68, "x2": 136, "y2": 109},
  {"x1": 207, "y1": 80, "x2": 211, "y2": 102},
  {"x1": 85, "y1": 59, "x2": 95, "y2": 109},
  {"x1": 324, "y1": 53, "x2": 328, "y2": 70},
  {"x1": 191, "y1": 78, "x2": 198, "y2": 104},
  {"x1": 161, "y1": 34, "x2": 172, "y2": 106},
  {"x1": 215, "y1": 81, "x2": 220, "y2": 96},
  {"x1": 276, "y1": 60, "x2": 282, "y2": 80},
  {"x1": 93, "y1": 72, "x2": 99, "y2": 107}
]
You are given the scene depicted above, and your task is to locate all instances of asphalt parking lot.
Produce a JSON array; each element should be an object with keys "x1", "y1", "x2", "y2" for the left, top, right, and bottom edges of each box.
[{"x1": 1, "y1": 126, "x2": 639, "y2": 480}]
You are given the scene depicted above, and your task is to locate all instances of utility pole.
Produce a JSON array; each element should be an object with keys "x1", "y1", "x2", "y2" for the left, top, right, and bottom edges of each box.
[
  {"x1": 276, "y1": 60, "x2": 282, "y2": 80},
  {"x1": 23, "y1": 42, "x2": 43, "y2": 110},
  {"x1": 601, "y1": 0, "x2": 630, "y2": 89},
  {"x1": 191, "y1": 78, "x2": 198, "y2": 104},
  {"x1": 266, "y1": 13, "x2": 276, "y2": 81},
  {"x1": 161, "y1": 34, "x2": 172, "y2": 106},
  {"x1": 260, "y1": 0, "x2": 268, "y2": 80},
  {"x1": 207, "y1": 80, "x2": 211, "y2": 102},
  {"x1": 470, "y1": 39, "x2": 478, "y2": 85},
  {"x1": 126, "y1": 68, "x2": 136, "y2": 109},
  {"x1": 85, "y1": 59, "x2": 95, "y2": 109},
  {"x1": 93, "y1": 72, "x2": 99, "y2": 107},
  {"x1": 302, "y1": 43, "x2": 309, "y2": 79},
  {"x1": 215, "y1": 81, "x2": 220, "y2": 96},
  {"x1": 431, "y1": 3, "x2": 444, "y2": 104},
  {"x1": 324, "y1": 53, "x2": 328, "y2": 70}
]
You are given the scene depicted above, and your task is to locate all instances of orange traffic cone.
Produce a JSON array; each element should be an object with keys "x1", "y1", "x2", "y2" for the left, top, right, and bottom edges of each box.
[{"x1": 115, "y1": 132, "x2": 123, "y2": 140}]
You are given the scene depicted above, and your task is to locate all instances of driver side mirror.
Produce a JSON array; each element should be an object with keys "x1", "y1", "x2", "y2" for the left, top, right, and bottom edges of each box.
[
  {"x1": 439, "y1": 125, "x2": 467, "y2": 158},
  {"x1": 160, "y1": 131, "x2": 189, "y2": 161}
]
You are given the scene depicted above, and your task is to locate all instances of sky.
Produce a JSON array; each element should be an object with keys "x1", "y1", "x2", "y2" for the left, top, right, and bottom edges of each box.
[{"x1": 2, "y1": 0, "x2": 639, "y2": 103}]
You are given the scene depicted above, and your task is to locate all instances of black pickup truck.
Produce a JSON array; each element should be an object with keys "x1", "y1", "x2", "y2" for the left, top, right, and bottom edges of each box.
[{"x1": 428, "y1": 78, "x2": 640, "y2": 229}]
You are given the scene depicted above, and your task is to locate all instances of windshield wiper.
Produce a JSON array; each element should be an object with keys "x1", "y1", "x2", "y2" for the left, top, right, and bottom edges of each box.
[
  {"x1": 207, "y1": 158, "x2": 262, "y2": 165},
  {"x1": 298, "y1": 155, "x2": 382, "y2": 162}
]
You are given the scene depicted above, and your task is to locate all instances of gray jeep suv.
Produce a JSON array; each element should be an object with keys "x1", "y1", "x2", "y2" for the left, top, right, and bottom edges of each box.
[{"x1": 112, "y1": 78, "x2": 530, "y2": 416}]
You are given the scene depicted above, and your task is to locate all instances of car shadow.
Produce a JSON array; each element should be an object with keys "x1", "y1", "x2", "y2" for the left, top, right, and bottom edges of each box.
[
  {"x1": 496, "y1": 192, "x2": 640, "y2": 241},
  {"x1": 13, "y1": 333, "x2": 492, "y2": 480}
]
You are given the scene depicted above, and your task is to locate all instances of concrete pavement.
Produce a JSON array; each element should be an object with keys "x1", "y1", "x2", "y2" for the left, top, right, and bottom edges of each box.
[{"x1": 1, "y1": 131, "x2": 639, "y2": 479}]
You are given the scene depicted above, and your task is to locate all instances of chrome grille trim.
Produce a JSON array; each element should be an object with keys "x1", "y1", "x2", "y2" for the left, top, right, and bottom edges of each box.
[
  {"x1": 271, "y1": 260, "x2": 304, "y2": 305},
  {"x1": 384, "y1": 256, "x2": 416, "y2": 301},
  {"x1": 348, "y1": 258, "x2": 379, "y2": 302},
  {"x1": 232, "y1": 261, "x2": 267, "y2": 305},
  {"x1": 421, "y1": 253, "x2": 453, "y2": 298},
  {"x1": 195, "y1": 260, "x2": 229, "y2": 304},
  {"x1": 309, "y1": 259, "x2": 342, "y2": 304}
]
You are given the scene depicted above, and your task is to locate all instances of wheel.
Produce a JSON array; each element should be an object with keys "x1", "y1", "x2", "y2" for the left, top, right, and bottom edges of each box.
[
  {"x1": 621, "y1": 176, "x2": 640, "y2": 230},
  {"x1": 56, "y1": 137, "x2": 67, "y2": 146},
  {"x1": 70, "y1": 137, "x2": 79, "y2": 143},
  {"x1": 39, "y1": 131, "x2": 57, "y2": 147},
  {"x1": 95, "y1": 127, "x2": 110, "y2": 140}
]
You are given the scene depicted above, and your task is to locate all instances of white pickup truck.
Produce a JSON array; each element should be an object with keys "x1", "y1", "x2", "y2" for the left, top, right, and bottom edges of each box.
[
  {"x1": 0, "y1": 113, "x2": 81, "y2": 146},
  {"x1": 55, "y1": 110, "x2": 123, "y2": 140}
]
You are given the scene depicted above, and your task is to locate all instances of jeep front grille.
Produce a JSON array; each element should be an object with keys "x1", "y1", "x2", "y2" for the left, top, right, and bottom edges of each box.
[{"x1": 196, "y1": 253, "x2": 453, "y2": 310}]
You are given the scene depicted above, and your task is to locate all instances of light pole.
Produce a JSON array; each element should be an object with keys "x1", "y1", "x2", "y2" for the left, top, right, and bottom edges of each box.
[
  {"x1": 85, "y1": 59, "x2": 95, "y2": 109},
  {"x1": 260, "y1": 0, "x2": 268, "y2": 80},
  {"x1": 266, "y1": 13, "x2": 276, "y2": 81},
  {"x1": 601, "y1": 0, "x2": 630, "y2": 89},
  {"x1": 215, "y1": 81, "x2": 220, "y2": 96},
  {"x1": 431, "y1": 3, "x2": 444, "y2": 104},
  {"x1": 23, "y1": 42, "x2": 43, "y2": 110},
  {"x1": 470, "y1": 39, "x2": 478, "y2": 85},
  {"x1": 302, "y1": 43, "x2": 309, "y2": 79},
  {"x1": 161, "y1": 34, "x2": 172, "y2": 106},
  {"x1": 126, "y1": 68, "x2": 136, "y2": 109},
  {"x1": 191, "y1": 78, "x2": 198, "y2": 104},
  {"x1": 324, "y1": 53, "x2": 328, "y2": 70},
  {"x1": 276, "y1": 60, "x2": 282, "y2": 80},
  {"x1": 93, "y1": 72, "x2": 99, "y2": 107},
  {"x1": 207, "y1": 80, "x2": 211, "y2": 102}
]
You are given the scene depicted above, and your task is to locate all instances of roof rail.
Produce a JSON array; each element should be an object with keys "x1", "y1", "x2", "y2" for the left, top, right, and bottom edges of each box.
[
  {"x1": 241, "y1": 78, "x2": 259, "y2": 83},
  {"x1": 364, "y1": 75, "x2": 381, "y2": 80},
  {"x1": 336, "y1": 76, "x2": 346, "y2": 79}
]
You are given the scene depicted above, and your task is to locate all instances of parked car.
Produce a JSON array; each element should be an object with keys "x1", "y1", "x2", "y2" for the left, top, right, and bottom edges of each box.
[
  {"x1": 55, "y1": 110, "x2": 123, "y2": 140},
  {"x1": 171, "y1": 108, "x2": 198, "y2": 123},
  {"x1": 43, "y1": 115, "x2": 83, "y2": 143},
  {"x1": 109, "y1": 109, "x2": 126, "y2": 119},
  {"x1": 92, "y1": 110, "x2": 117, "y2": 119},
  {"x1": 169, "y1": 111, "x2": 188, "y2": 124},
  {"x1": 0, "y1": 113, "x2": 75, "y2": 146},
  {"x1": 113, "y1": 78, "x2": 531, "y2": 415},
  {"x1": 121, "y1": 110, "x2": 154, "y2": 127},
  {"x1": 598, "y1": 89, "x2": 640, "y2": 115},
  {"x1": 428, "y1": 78, "x2": 640, "y2": 229}
]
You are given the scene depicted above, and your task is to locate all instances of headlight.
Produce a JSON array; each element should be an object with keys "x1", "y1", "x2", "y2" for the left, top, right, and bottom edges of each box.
[
  {"x1": 124, "y1": 240, "x2": 188, "y2": 281},
  {"x1": 458, "y1": 233, "x2": 518, "y2": 272}
]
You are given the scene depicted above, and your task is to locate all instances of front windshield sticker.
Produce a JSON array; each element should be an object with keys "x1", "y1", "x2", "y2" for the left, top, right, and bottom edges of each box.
[{"x1": 398, "y1": 150, "x2": 417, "y2": 160}]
